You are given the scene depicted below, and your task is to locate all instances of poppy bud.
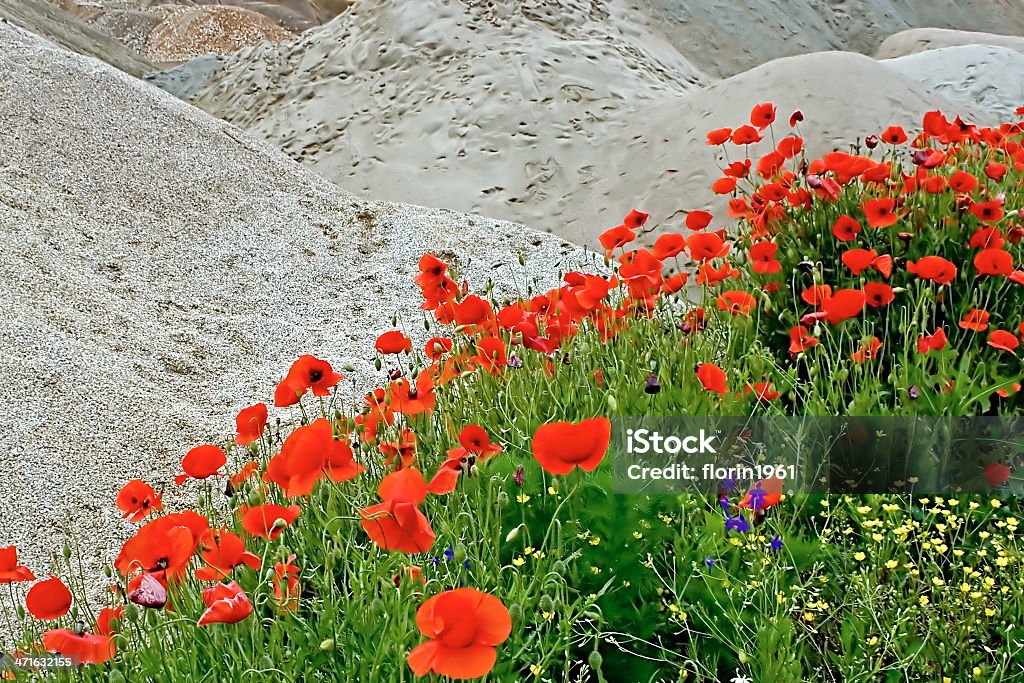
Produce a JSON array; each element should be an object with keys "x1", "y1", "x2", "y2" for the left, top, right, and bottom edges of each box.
[
  {"x1": 607, "y1": 394, "x2": 618, "y2": 411},
  {"x1": 343, "y1": 362, "x2": 355, "y2": 372},
  {"x1": 508, "y1": 603, "x2": 524, "y2": 625},
  {"x1": 16, "y1": 604, "x2": 24, "y2": 620},
  {"x1": 453, "y1": 544, "x2": 467, "y2": 564},
  {"x1": 644, "y1": 373, "x2": 662, "y2": 394},
  {"x1": 104, "y1": 566, "x2": 112, "y2": 578},
  {"x1": 588, "y1": 651, "x2": 604, "y2": 671},
  {"x1": 519, "y1": 253, "x2": 527, "y2": 266},
  {"x1": 247, "y1": 491, "x2": 264, "y2": 507},
  {"x1": 552, "y1": 560, "x2": 567, "y2": 574},
  {"x1": 538, "y1": 595, "x2": 555, "y2": 612},
  {"x1": 320, "y1": 639, "x2": 335, "y2": 652},
  {"x1": 584, "y1": 610, "x2": 602, "y2": 623},
  {"x1": 108, "y1": 671, "x2": 126, "y2": 683},
  {"x1": 63, "y1": 542, "x2": 72, "y2": 560},
  {"x1": 865, "y1": 135, "x2": 879, "y2": 149},
  {"x1": 374, "y1": 357, "x2": 382, "y2": 371},
  {"x1": 391, "y1": 314, "x2": 397, "y2": 326},
  {"x1": 505, "y1": 525, "x2": 523, "y2": 543},
  {"x1": 497, "y1": 490, "x2": 509, "y2": 507}
]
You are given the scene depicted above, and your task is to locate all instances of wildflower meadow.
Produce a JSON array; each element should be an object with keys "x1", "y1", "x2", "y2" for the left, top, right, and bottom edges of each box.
[{"x1": 3, "y1": 104, "x2": 1024, "y2": 682}]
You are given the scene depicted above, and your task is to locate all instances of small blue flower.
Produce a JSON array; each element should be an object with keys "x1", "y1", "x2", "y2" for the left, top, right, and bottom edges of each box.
[
  {"x1": 444, "y1": 543, "x2": 455, "y2": 562},
  {"x1": 704, "y1": 556, "x2": 715, "y2": 570},
  {"x1": 463, "y1": 559, "x2": 471, "y2": 569},
  {"x1": 747, "y1": 483, "x2": 767, "y2": 511},
  {"x1": 431, "y1": 556, "x2": 441, "y2": 566},
  {"x1": 721, "y1": 478, "x2": 737, "y2": 493},
  {"x1": 770, "y1": 535, "x2": 783, "y2": 552},
  {"x1": 725, "y1": 514, "x2": 751, "y2": 534},
  {"x1": 718, "y1": 495, "x2": 730, "y2": 516}
]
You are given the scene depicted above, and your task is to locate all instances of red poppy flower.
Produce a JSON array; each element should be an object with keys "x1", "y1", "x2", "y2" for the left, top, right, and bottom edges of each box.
[
  {"x1": 724, "y1": 160, "x2": 752, "y2": 179},
  {"x1": 273, "y1": 555, "x2": 301, "y2": 613},
  {"x1": 851, "y1": 337, "x2": 883, "y2": 364},
  {"x1": 26, "y1": 576, "x2": 72, "y2": 621},
  {"x1": 532, "y1": 417, "x2": 611, "y2": 475},
  {"x1": 880, "y1": 125, "x2": 907, "y2": 145},
  {"x1": 393, "y1": 565, "x2": 425, "y2": 587},
  {"x1": 949, "y1": 169, "x2": 978, "y2": 192},
  {"x1": 265, "y1": 418, "x2": 363, "y2": 498},
  {"x1": 686, "y1": 210, "x2": 713, "y2": 231},
  {"x1": 749, "y1": 241, "x2": 780, "y2": 274},
  {"x1": 732, "y1": 125, "x2": 762, "y2": 145},
  {"x1": 407, "y1": 588, "x2": 512, "y2": 679},
  {"x1": 871, "y1": 254, "x2": 893, "y2": 278},
  {"x1": 697, "y1": 363, "x2": 728, "y2": 394},
  {"x1": 706, "y1": 127, "x2": 732, "y2": 146},
  {"x1": 971, "y1": 199, "x2": 1004, "y2": 223},
  {"x1": 41, "y1": 630, "x2": 114, "y2": 664},
  {"x1": 376, "y1": 330, "x2": 413, "y2": 355},
  {"x1": 198, "y1": 581, "x2": 253, "y2": 626},
  {"x1": 381, "y1": 428, "x2": 417, "y2": 471},
  {"x1": 388, "y1": 372, "x2": 437, "y2": 416},
  {"x1": 599, "y1": 224, "x2": 636, "y2": 256},
  {"x1": 756, "y1": 151, "x2": 785, "y2": 178},
  {"x1": 988, "y1": 330, "x2": 1020, "y2": 352},
  {"x1": 746, "y1": 383, "x2": 780, "y2": 401},
  {"x1": 832, "y1": 215, "x2": 861, "y2": 241},
  {"x1": 789, "y1": 326, "x2": 818, "y2": 354},
  {"x1": 975, "y1": 249, "x2": 1014, "y2": 276},
  {"x1": 842, "y1": 248, "x2": 877, "y2": 275},
  {"x1": 864, "y1": 282, "x2": 895, "y2": 307},
  {"x1": 712, "y1": 176, "x2": 738, "y2": 194},
  {"x1": 230, "y1": 461, "x2": 260, "y2": 487},
  {"x1": 0, "y1": 546, "x2": 35, "y2": 584},
  {"x1": 776, "y1": 136, "x2": 802, "y2": 159},
  {"x1": 174, "y1": 445, "x2": 226, "y2": 486},
  {"x1": 653, "y1": 233, "x2": 686, "y2": 260},
  {"x1": 959, "y1": 308, "x2": 991, "y2": 332},
  {"x1": 275, "y1": 354, "x2": 344, "y2": 407},
  {"x1": 662, "y1": 272, "x2": 689, "y2": 293},
  {"x1": 907, "y1": 256, "x2": 957, "y2": 285},
  {"x1": 453, "y1": 295, "x2": 493, "y2": 328},
  {"x1": 750, "y1": 102, "x2": 777, "y2": 129},
  {"x1": 473, "y1": 336, "x2": 507, "y2": 374},
  {"x1": 95, "y1": 607, "x2": 125, "y2": 637},
  {"x1": 985, "y1": 161, "x2": 1008, "y2": 182},
  {"x1": 687, "y1": 232, "x2": 729, "y2": 261},
  {"x1": 425, "y1": 337, "x2": 453, "y2": 360},
  {"x1": 194, "y1": 529, "x2": 261, "y2": 582},
  {"x1": 115, "y1": 510, "x2": 208, "y2": 579},
  {"x1": 969, "y1": 227, "x2": 1004, "y2": 250},
  {"x1": 862, "y1": 198, "x2": 899, "y2": 228},
  {"x1": 801, "y1": 285, "x2": 832, "y2": 306},
  {"x1": 821, "y1": 289, "x2": 866, "y2": 324},
  {"x1": 984, "y1": 462, "x2": 1011, "y2": 486},
  {"x1": 789, "y1": 110, "x2": 803, "y2": 126},
  {"x1": 234, "y1": 403, "x2": 268, "y2": 447},
  {"x1": 917, "y1": 328, "x2": 948, "y2": 353},
  {"x1": 239, "y1": 504, "x2": 300, "y2": 540},
  {"x1": 716, "y1": 290, "x2": 756, "y2": 316},
  {"x1": 623, "y1": 209, "x2": 649, "y2": 229},
  {"x1": 427, "y1": 458, "x2": 464, "y2": 495},
  {"x1": 696, "y1": 262, "x2": 738, "y2": 285},
  {"x1": 360, "y1": 468, "x2": 436, "y2": 553},
  {"x1": 116, "y1": 479, "x2": 163, "y2": 523}
]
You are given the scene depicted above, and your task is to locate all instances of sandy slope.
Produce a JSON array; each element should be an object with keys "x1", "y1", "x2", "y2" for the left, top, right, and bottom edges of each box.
[
  {"x1": 0, "y1": 22, "x2": 590, "y2": 639},
  {"x1": 876, "y1": 27, "x2": 1024, "y2": 59},
  {"x1": 193, "y1": 5, "x2": 993, "y2": 248},
  {"x1": 0, "y1": 0, "x2": 153, "y2": 76},
  {"x1": 882, "y1": 45, "x2": 1024, "y2": 120},
  {"x1": 640, "y1": 0, "x2": 1024, "y2": 77}
]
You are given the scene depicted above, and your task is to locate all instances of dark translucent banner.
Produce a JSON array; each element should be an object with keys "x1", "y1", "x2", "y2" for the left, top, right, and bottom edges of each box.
[{"x1": 611, "y1": 417, "x2": 1024, "y2": 495}]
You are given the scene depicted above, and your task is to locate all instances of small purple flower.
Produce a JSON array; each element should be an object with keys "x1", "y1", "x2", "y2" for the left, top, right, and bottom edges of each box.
[
  {"x1": 644, "y1": 373, "x2": 661, "y2": 395},
  {"x1": 807, "y1": 174, "x2": 823, "y2": 189},
  {"x1": 514, "y1": 464, "x2": 525, "y2": 487},
  {"x1": 720, "y1": 478, "x2": 737, "y2": 493},
  {"x1": 704, "y1": 557, "x2": 715, "y2": 570},
  {"x1": 747, "y1": 483, "x2": 767, "y2": 511},
  {"x1": 726, "y1": 514, "x2": 751, "y2": 534},
  {"x1": 718, "y1": 495, "x2": 731, "y2": 516},
  {"x1": 770, "y1": 535, "x2": 783, "y2": 552},
  {"x1": 912, "y1": 149, "x2": 930, "y2": 166},
  {"x1": 444, "y1": 544, "x2": 455, "y2": 562},
  {"x1": 507, "y1": 353, "x2": 523, "y2": 369}
]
